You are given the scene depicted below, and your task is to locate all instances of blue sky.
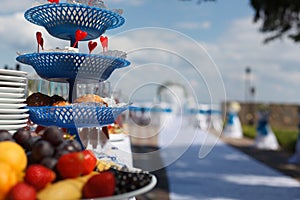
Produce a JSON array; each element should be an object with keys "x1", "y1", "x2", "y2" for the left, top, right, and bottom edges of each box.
[
  {"x1": 1, "y1": 0, "x2": 300, "y2": 105},
  {"x1": 108, "y1": 0, "x2": 253, "y2": 42}
]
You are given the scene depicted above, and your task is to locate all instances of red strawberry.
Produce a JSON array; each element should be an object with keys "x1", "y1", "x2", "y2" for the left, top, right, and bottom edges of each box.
[
  {"x1": 25, "y1": 164, "x2": 56, "y2": 191},
  {"x1": 82, "y1": 150, "x2": 97, "y2": 175},
  {"x1": 82, "y1": 172, "x2": 115, "y2": 198},
  {"x1": 56, "y1": 151, "x2": 84, "y2": 178},
  {"x1": 6, "y1": 182, "x2": 36, "y2": 200}
]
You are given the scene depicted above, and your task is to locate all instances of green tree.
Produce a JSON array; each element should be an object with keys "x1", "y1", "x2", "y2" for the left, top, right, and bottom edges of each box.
[{"x1": 251, "y1": 0, "x2": 300, "y2": 43}]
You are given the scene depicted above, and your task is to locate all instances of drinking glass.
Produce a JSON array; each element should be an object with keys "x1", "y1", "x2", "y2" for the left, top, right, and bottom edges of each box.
[
  {"x1": 76, "y1": 81, "x2": 112, "y2": 158},
  {"x1": 26, "y1": 78, "x2": 49, "y2": 97}
]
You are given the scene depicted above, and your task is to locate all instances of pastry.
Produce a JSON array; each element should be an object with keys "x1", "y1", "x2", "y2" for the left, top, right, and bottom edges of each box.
[
  {"x1": 74, "y1": 94, "x2": 108, "y2": 106},
  {"x1": 52, "y1": 101, "x2": 70, "y2": 106},
  {"x1": 26, "y1": 93, "x2": 68, "y2": 107},
  {"x1": 51, "y1": 95, "x2": 66, "y2": 105},
  {"x1": 26, "y1": 92, "x2": 52, "y2": 106}
]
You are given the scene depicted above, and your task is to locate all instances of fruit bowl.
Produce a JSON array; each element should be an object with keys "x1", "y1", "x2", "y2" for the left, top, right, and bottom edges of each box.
[
  {"x1": 24, "y1": 3, "x2": 125, "y2": 41},
  {"x1": 27, "y1": 103, "x2": 129, "y2": 128}
]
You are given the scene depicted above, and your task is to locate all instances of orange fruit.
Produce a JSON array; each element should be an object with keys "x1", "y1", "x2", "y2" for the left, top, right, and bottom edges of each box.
[
  {"x1": 0, "y1": 141, "x2": 27, "y2": 174},
  {"x1": 0, "y1": 162, "x2": 18, "y2": 200}
]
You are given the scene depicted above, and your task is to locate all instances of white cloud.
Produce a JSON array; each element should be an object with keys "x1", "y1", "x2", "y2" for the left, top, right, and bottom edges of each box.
[
  {"x1": 205, "y1": 17, "x2": 300, "y2": 103},
  {"x1": 0, "y1": 12, "x2": 68, "y2": 52},
  {"x1": 105, "y1": 28, "x2": 226, "y2": 104},
  {"x1": 0, "y1": 0, "x2": 32, "y2": 14}
]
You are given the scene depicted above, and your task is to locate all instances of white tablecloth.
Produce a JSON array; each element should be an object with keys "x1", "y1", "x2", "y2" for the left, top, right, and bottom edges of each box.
[
  {"x1": 110, "y1": 134, "x2": 135, "y2": 200},
  {"x1": 158, "y1": 114, "x2": 300, "y2": 200},
  {"x1": 109, "y1": 134, "x2": 133, "y2": 168}
]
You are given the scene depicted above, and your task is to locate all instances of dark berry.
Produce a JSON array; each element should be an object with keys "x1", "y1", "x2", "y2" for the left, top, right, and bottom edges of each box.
[
  {"x1": 13, "y1": 128, "x2": 31, "y2": 150},
  {"x1": 40, "y1": 157, "x2": 58, "y2": 170},
  {"x1": 54, "y1": 149, "x2": 70, "y2": 159},
  {"x1": 32, "y1": 140, "x2": 54, "y2": 161},
  {"x1": 26, "y1": 152, "x2": 37, "y2": 166},
  {"x1": 68, "y1": 139, "x2": 82, "y2": 151},
  {"x1": 42, "y1": 126, "x2": 64, "y2": 146},
  {"x1": 28, "y1": 136, "x2": 42, "y2": 150},
  {"x1": 0, "y1": 130, "x2": 14, "y2": 142},
  {"x1": 55, "y1": 139, "x2": 81, "y2": 154},
  {"x1": 108, "y1": 168, "x2": 152, "y2": 194}
]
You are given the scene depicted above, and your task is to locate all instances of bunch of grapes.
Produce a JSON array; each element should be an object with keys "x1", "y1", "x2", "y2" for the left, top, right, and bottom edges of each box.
[{"x1": 0, "y1": 126, "x2": 82, "y2": 170}]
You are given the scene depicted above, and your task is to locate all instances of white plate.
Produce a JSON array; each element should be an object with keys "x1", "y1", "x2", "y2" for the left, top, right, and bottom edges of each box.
[
  {"x1": 89, "y1": 175, "x2": 157, "y2": 200},
  {"x1": 0, "y1": 93, "x2": 24, "y2": 98},
  {"x1": 0, "y1": 114, "x2": 29, "y2": 120},
  {"x1": 0, "y1": 108, "x2": 29, "y2": 114},
  {"x1": 0, "y1": 69, "x2": 27, "y2": 77},
  {"x1": 0, "y1": 75, "x2": 27, "y2": 82},
  {"x1": 0, "y1": 104, "x2": 27, "y2": 109},
  {"x1": 0, "y1": 98, "x2": 26, "y2": 103},
  {"x1": 109, "y1": 133, "x2": 126, "y2": 142},
  {"x1": 0, "y1": 87, "x2": 25, "y2": 93},
  {"x1": 0, "y1": 81, "x2": 27, "y2": 87},
  {"x1": 0, "y1": 124, "x2": 27, "y2": 130},
  {"x1": 0, "y1": 119, "x2": 28, "y2": 125}
]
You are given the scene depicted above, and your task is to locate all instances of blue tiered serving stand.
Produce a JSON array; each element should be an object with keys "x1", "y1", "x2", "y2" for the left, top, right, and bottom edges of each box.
[
  {"x1": 16, "y1": 52, "x2": 130, "y2": 100},
  {"x1": 24, "y1": 3, "x2": 125, "y2": 44},
  {"x1": 16, "y1": 3, "x2": 130, "y2": 149}
]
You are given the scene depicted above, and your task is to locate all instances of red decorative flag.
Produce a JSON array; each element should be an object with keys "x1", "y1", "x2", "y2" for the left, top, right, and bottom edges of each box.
[
  {"x1": 48, "y1": 0, "x2": 60, "y2": 4},
  {"x1": 100, "y1": 36, "x2": 108, "y2": 52},
  {"x1": 88, "y1": 41, "x2": 97, "y2": 54},
  {"x1": 73, "y1": 30, "x2": 88, "y2": 48},
  {"x1": 36, "y1": 32, "x2": 43, "y2": 53},
  {"x1": 40, "y1": 38, "x2": 44, "y2": 50}
]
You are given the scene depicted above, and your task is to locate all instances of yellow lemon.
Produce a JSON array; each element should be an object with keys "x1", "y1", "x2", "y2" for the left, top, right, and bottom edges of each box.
[
  {"x1": 0, "y1": 162, "x2": 18, "y2": 200},
  {"x1": 0, "y1": 141, "x2": 27, "y2": 173}
]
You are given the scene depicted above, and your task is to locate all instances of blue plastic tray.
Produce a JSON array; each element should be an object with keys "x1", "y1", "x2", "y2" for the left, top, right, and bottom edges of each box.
[
  {"x1": 16, "y1": 52, "x2": 130, "y2": 82},
  {"x1": 25, "y1": 3, "x2": 125, "y2": 41},
  {"x1": 27, "y1": 103, "x2": 128, "y2": 128}
]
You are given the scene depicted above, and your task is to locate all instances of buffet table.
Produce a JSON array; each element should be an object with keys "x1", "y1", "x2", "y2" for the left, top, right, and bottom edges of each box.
[{"x1": 109, "y1": 134, "x2": 133, "y2": 168}]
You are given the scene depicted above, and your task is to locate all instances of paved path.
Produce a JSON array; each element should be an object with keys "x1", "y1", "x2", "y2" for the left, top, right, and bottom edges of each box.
[{"x1": 158, "y1": 115, "x2": 300, "y2": 200}]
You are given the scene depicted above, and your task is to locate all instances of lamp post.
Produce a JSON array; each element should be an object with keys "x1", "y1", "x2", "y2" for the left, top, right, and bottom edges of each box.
[
  {"x1": 245, "y1": 67, "x2": 251, "y2": 125},
  {"x1": 249, "y1": 86, "x2": 256, "y2": 125}
]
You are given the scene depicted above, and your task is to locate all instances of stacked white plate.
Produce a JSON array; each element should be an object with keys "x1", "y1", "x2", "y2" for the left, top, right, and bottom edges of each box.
[{"x1": 0, "y1": 69, "x2": 29, "y2": 131}]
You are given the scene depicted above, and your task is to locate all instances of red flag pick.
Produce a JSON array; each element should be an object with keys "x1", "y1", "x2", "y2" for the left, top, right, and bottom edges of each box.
[
  {"x1": 40, "y1": 38, "x2": 44, "y2": 50},
  {"x1": 36, "y1": 32, "x2": 43, "y2": 53},
  {"x1": 88, "y1": 41, "x2": 97, "y2": 54},
  {"x1": 48, "y1": 0, "x2": 60, "y2": 4},
  {"x1": 100, "y1": 36, "x2": 108, "y2": 52},
  {"x1": 73, "y1": 30, "x2": 88, "y2": 48}
]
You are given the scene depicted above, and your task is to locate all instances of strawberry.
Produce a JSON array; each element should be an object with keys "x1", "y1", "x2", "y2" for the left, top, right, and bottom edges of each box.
[
  {"x1": 6, "y1": 182, "x2": 36, "y2": 200},
  {"x1": 56, "y1": 151, "x2": 84, "y2": 178},
  {"x1": 82, "y1": 172, "x2": 115, "y2": 198},
  {"x1": 25, "y1": 164, "x2": 56, "y2": 191},
  {"x1": 82, "y1": 150, "x2": 97, "y2": 175}
]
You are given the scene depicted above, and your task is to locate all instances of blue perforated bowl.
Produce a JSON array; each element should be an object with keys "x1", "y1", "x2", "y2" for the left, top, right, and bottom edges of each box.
[
  {"x1": 16, "y1": 52, "x2": 130, "y2": 82},
  {"x1": 25, "y1": 3, "x2": 125, "y2": 41},
  {"x1": 27, "y1": 104, "x2": 128, "y2": 128}
]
